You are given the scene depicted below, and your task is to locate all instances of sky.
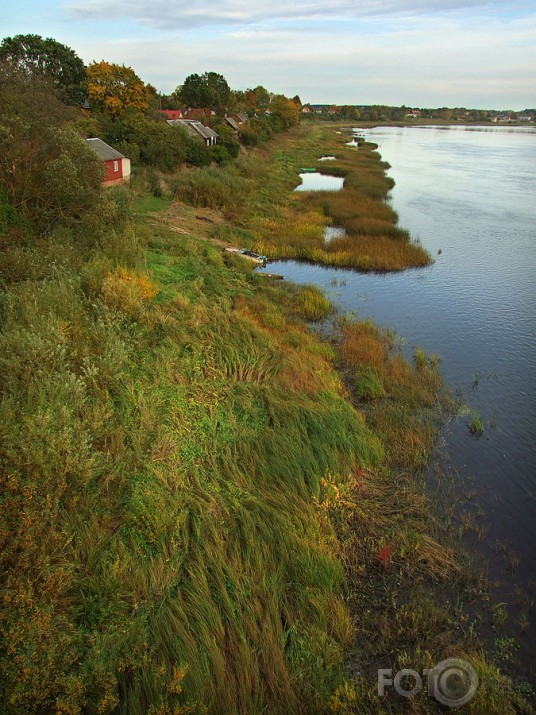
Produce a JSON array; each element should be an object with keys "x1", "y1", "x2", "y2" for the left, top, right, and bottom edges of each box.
[{"x1": 1, "y1": 0, "x2": 535, "y2": 109}]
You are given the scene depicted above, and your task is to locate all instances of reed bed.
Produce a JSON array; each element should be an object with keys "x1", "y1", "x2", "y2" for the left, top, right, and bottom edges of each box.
[{"x1": 1, "y1": 126, "x2": 526, "y2": 715}]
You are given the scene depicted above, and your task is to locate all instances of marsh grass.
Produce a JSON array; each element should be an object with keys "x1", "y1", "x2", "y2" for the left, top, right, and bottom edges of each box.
[
  {"x1": 243, "y1": 126, "x2": 431, "y2": 271},
  {"x1": 0, "y1": 130, "x2": 526, "y2": 714}
]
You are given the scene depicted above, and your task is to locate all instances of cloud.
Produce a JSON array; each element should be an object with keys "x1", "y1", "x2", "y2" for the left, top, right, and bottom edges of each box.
[
  {"x1": 65, "y1": 0, "x2": 507, "y2": 29},
  {"x1": 74, "y1": 11, "x2": 536, "y2": 108}
]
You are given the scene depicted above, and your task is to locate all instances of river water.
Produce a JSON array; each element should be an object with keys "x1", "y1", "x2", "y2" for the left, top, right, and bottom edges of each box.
[{"x1": 259, "y1": 125, "x2": 536, "y2": 666}]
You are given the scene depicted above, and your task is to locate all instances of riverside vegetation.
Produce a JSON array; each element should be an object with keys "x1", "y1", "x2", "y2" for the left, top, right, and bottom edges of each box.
[
  {"x1": 172, "y1": 123, "x2": 432, "y2": 272},
  {"x1": 1, "y1": 73, "x2": 532, "y2": 715}
]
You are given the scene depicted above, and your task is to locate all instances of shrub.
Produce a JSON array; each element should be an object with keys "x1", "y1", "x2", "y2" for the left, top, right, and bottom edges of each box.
[
  {"x1": 293, "y1": 286, "x2": 333, "y2": 322},
  {"x1": 354, "y1": 368, "x2": 385, "y2": 400},
  {"x1": 174, "y1": 166, "x2": 249, "y2": 215},
  {"x1": 101, "y1": 266, "x2": 158, "y2": 315}
]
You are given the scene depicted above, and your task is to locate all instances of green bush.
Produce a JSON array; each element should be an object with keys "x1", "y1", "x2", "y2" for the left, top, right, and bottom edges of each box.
[
  {"x1": 354, "y1": 368, "x2": 385, "y2": 400},
  {"x1": 174, "y1": 166, "x2": 249, "y2": 215}
]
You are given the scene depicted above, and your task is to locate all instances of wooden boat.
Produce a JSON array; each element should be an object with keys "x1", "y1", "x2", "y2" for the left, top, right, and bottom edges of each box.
[{"x1": 225, "y1": 247, "x2": 267, "y2": 266}]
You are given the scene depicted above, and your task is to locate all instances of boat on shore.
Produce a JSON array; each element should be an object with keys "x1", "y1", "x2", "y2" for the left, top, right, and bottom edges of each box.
[{"x1": 225, "y1": 247, "x2": 267, "y2": 266}]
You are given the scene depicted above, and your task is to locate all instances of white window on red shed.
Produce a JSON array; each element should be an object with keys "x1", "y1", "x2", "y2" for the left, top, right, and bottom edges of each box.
[{"x1": 113, "y1": 160, "x2": 119, "y2": 172}]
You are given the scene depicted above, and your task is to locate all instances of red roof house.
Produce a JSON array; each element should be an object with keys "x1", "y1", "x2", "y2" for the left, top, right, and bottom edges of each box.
[
  {"x1": 156, "y1": 109, "x2": 184, "y2": 120},
  {"x1": 86, "y1": 138, "x2": 131, "y2": 187}
]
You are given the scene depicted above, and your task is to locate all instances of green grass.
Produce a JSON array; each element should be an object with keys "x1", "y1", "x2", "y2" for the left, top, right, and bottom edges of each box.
[
  {"x1": 132, "y1": 193, "x2": 172, "y2": 215},
  {"x1": 0, "y1": 135, "x2": 528, "y2": 714}
]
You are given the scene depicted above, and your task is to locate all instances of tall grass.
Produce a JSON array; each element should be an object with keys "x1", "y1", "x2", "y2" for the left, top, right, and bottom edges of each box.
[
  {"x1": 1, "y1": 131, "x2": 525, "y2": 714},
  {"x1": 235, "y1": 125, "x2": 432, "y2": 271}
]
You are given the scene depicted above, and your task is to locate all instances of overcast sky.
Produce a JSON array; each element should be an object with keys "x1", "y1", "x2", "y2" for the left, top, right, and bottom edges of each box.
[{"x1": 1, "y1": 0, "x2": 535, "y2": 108}]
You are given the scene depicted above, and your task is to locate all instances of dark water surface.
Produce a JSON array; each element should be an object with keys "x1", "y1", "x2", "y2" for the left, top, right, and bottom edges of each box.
[{"x1": 260, "y1": 125, "x2": 536, "y2": 666}]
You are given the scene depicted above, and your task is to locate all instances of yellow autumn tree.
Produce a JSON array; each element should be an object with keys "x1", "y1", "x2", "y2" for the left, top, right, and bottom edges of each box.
[{"x1": 86, "y1": 61, "x2": 149, "y2": 117}]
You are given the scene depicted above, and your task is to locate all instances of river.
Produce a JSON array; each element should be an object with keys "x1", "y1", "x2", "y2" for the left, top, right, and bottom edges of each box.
[{"x1": 259, "y1": 125, "x2": 536, "y2": 672}]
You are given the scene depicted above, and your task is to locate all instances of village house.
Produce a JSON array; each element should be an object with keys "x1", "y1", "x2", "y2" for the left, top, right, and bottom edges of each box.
[
  {"x1": 183, "y1": 108, "x2": 216, "y2": 121},
  {"x1": 406, "y1": 109, "x2": 421, "y2": 118},
  {"x1": 232, "y1": 112, "x2": 248, "y2": 125},
  {"x1": 86, "y1": 138, "x2": 131, "y2": 186},
  {"x1": 167, "y1": 119, "x2": 219, "y2": 146},
  {"x1": 155, "y1": 109, "x2": 183, "y2": 120},
  {"x1": 223, "y1": 116, "x2": 240, "y2": 133}
]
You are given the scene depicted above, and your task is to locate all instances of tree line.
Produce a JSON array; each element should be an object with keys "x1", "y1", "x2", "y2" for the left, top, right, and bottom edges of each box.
[{"x1": 0, "y1": 33, "x2": 302, "y2": 188}]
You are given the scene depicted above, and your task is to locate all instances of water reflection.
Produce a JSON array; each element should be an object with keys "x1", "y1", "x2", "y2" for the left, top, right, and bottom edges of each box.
[
  {"x1": 295, "y1": 172, "x2": 344, "y2": 192},
  {"x1": 263, "y1": 127, "x2": 536, "y2": 667},
  {"x1": 323, "y1": 226, "x2": 346, "y2": 242}
]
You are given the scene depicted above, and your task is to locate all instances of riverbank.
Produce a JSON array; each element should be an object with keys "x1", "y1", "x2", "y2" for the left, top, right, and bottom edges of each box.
[
  {"x1": 0, "y1": 124, "x2": 530, "y2": 713},
  {"x1": 170, "y1": 123, "x2": 432, "y2": 272}
]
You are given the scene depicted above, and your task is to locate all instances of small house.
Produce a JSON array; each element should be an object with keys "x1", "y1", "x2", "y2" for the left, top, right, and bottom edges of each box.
[
  {"x1": 232, "y1": 112, "x2": 248, "y2": 125},
  {"x1": 167, "y1": 119, "x2": 219, "y2": 146},
  {"x1": 156, "y1": 109, "x2": 183, "y2": 120},
  {"x1": 223, "y1": 116, "x2": 240, "y2": 132},
  {"x1": 183, "y1": 108, "x2": 215, "y2": 121},
  {"x1": 86, "y1": 138, "x2": 131, "y2": 186}
]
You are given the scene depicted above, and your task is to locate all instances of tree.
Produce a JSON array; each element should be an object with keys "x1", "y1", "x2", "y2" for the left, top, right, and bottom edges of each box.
[
  {"x1": 0, "y1": 63, "x2": 103, "y2": 229},
  {"x1": 243, "y1": 85, "x2": 272, "y2": 112},
  {"x1": 0, "y1": 34, "x2": 86, "y2": 105},
  {"x1": 177, "y1": 72, "x2": 231, "y2": 113},
  {"x1": 269, "y1": 95, "x2": 300, "y2": 129},
  {"x1": 119, "y1": 115, "x2": 189, "y2": 171},
  {"x1": 86, "y1": 61, "x2": 148, "y2": 117}
]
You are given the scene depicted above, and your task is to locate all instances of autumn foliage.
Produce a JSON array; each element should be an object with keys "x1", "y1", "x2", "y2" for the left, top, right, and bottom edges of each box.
[{"x1": 86, "y1": 61, "x2": 149, "y2": 117}]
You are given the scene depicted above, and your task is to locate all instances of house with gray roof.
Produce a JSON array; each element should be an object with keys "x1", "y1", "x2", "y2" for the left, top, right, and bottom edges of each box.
[
  {"x1": 86, "y1": 138, "x2": 131, "y2": 186},
  {"x1": 223, "y1": 116, "x2": 240, "y2": 133},
  {"x1": 167, "y1": 119, "x2": 219, "y2": 146}
]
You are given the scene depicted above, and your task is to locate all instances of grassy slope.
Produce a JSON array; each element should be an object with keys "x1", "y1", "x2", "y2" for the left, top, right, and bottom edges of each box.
[
  {"x1": 0, "y1": 132, "x2": 529, "y2": 714},
  {"x1": 186, "y1": 123, "x2": 432, "y2": 271}
]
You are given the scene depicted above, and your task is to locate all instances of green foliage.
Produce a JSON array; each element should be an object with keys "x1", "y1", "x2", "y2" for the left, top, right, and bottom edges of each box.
[
  {"x1": 177, "y1": 71, "x2": 231, "y2": 113},
  {"x1": 174, "y1": 166, "x2": 249, "y2": 216},
  {"x1": 292, "y1": 285, "x2": 333, "y2": 321},
  {"x1": 214, "y1": 123, "x2": 240, "y2": 158},
  {"x1": 0, "y1": 33, "x2": 86, "y2": 104},
  {"x1": 0, "y1": 120, "x2": 103, "y2": 230},
  {"x1": 0, "y1": 188, "x2": 27, "y2": 242},
  {"x1": 469, "y1": 410, "x2": 485, "y2": 435},
  {"x1": 354, "y1": 368, "x2": 385, "y2": 400},
  {"x1": 86, "y1": 61, "x2": 149, "y2": 117},
  {"x1": 121, "y1": 115, "x2": 188, "y2": 170}
]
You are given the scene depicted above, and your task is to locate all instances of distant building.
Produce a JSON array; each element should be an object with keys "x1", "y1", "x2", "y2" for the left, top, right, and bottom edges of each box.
[
  {"x1": 406, "y1": 109, "x2": 421, "y2": 118},
  {"x1": 183, "y1": 108, "x2": 216, "y2": 121},
  {"x1": 156, "y1": 109, "x2": 183, "y2": 120},
  {"x1": 233, "y1": 112, "x2": 248, "y2": 125},
  {"x1": 86, "y1": 138, "x2": 131, "y2": 186},
  {"x1": 167, "y1": 119, "x2": 219, "y2": 146},
  {"x1": 223, "y1": 116, "x2": 240, "y2": 132}
]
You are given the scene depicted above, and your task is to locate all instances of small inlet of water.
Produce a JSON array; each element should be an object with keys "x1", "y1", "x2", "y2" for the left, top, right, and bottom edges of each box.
[
  {"x1": 323, "y1": 226, "x2": 346, "y2": 242},
  {"x1": 295, "y1": 172, "x2": 344, "y2": 192}
]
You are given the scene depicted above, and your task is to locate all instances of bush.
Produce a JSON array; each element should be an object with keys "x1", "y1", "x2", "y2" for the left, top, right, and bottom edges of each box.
[
  {"x1": 354, "y1": 368, "x2": 385, "y2": 400},
  {"x1": 119, "y1": 116, "x2": 188, "y2": 171},
  {"x1": 174, "y1": 166, "x2": 249, "y2": 215},
  {"x1": 208, "y1": 144, "x2": 233, "y2": 165},
  {"x1": 215, "y1": 124, "x2": 240, "y2": 159}
]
